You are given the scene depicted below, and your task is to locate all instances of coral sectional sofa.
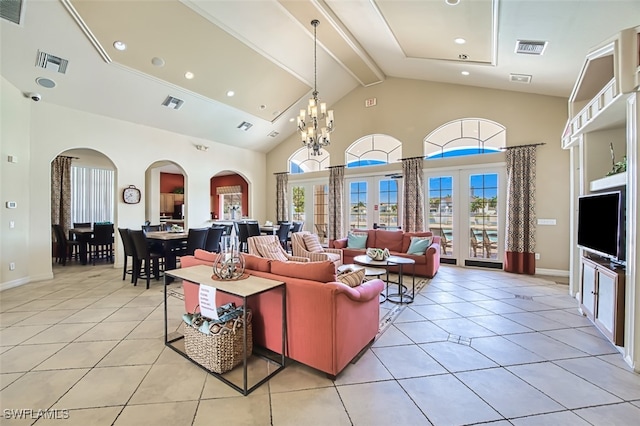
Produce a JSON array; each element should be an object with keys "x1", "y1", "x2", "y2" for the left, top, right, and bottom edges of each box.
[
  {"x1": 331, "y1": 229, "x2": 441, "y2": 278},
  {"x1": 180, "y1": 249, "x2": 384, "y2": 378}
]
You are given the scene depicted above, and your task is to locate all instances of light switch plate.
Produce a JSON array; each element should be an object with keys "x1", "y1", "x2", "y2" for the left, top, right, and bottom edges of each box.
[
  {"x1": 5, "y1": 201, "x2": 17, "y2": 209},
  {"x1": 537, "y1": 218, "x2": 556, "y2": 225}
]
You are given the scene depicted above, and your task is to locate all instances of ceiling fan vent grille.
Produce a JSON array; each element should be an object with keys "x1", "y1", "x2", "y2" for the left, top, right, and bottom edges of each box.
[
  {"x1": 35, "y1": 50, "x2": 69, "y2": 74},
  {"x1": 162, "y1": 96, "x2": 184, "y2": 110},
  {"x1": 510, "y1": 73, "x2": 532, "y2": 84},
  {"x1": 515, "y1": 40, "x2": 547, "y2": 55},
  {"x1": 1, "y1": 0, "x2": 23, "y2": 25}
]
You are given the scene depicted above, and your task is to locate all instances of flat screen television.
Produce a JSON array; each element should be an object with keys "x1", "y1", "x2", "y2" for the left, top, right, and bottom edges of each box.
[{"x1": 577, "y1": 190, "x2": 625, "y2": 264}]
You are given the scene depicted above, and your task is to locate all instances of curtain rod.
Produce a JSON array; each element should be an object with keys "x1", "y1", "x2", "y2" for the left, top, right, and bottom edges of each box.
[
  {"x1": 399, "y1": 156, "x2": 425, "y2": 161},
  {"x1": 326, "y1": 164, "x2": 345, "y2": 169},
  {"x1": 500, "y1": 142, "x2": 546, "y2": 150},
  {"x1": 273, "y1": 171, "x2": 289, "y2": 175},
  {"x1": 57, "y1": 155, "x2": 80, "y2": 159}
]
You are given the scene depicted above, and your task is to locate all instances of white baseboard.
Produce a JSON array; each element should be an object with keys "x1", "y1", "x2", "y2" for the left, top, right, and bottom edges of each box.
[
  {"x1": 1, "y1": 272, "x2": 54, "y2": 292},
  {"x1": 535, "y1": 268, "x2": 570, "y2": 277}
]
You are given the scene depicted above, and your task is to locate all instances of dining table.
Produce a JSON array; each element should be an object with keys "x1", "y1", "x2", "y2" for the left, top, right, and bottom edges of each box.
[
  {"x1": 259, "y1": 224, "x2": 279, "y2": 235},
  {"x1": 68, "y1": 227, "x2": 94, "y2": 265},
  {"x1": 145, "y1": 230, "x2": 189, "y2": 281}
]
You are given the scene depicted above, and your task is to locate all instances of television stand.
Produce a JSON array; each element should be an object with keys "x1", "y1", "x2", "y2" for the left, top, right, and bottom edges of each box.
[{"x1": 579, "y1": 256, "x2": 625, "y2": 346}]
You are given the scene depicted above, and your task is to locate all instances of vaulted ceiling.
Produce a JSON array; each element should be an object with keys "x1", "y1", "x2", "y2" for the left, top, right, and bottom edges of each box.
[{"x1": 1, "y1": 0, "x2": 638, "y2": 152}]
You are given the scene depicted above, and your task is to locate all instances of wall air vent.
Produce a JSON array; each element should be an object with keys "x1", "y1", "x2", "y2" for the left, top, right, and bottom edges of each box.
[
  {"x1": 268, "y1": 131, "x2": 279, "y2": 138},
  {"x1": 161, "y1": 96, "x2": 184, "y2": 110},
  {"x1": 35, "y1": 50, "x2": 69, "y2": 74},
  {"x1": 1, "y1": 0, "x2": 23, "y2": 25},
  {"x1": 515, "y1": 40, "x2": 547, "y2": 55},
  {"x1": 510, "y1": 74, "x2": 532, "y2": 84},
  {"x1": 237, "y1": 121, "x2": 253, "y2": 131}
]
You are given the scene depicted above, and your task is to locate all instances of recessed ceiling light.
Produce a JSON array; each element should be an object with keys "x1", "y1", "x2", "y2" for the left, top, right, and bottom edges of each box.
[
  {"x1": 151, "y1": 57, "x2": 165, "y2": 67},
  {"x1": 113, "y1": 41, "x2": 126, "y2": 51},
  {"x1": 461, "y1": 71, "x2": 470, "y2": 76},
  {"x1": 259, "y1": 104, "x2": 266, "y2": 110},
  {"x1": 184, "y1": 71, "x2": 194, "y2": 80},
  {"x1": 36, "y1": 77, "x2": 56, "y2": 88},
  {"x1": 454, "y1": 38, "x2": 466, "y2": 44},
  {"x1": 226, "y1": 90, "x2": 235, "y2": 97},
  {"x1": 445, "y1": 0, "x2": 460, "y2": 5},
  {"x1": 289, "y1": 118, "x2": 295, "y2": 122}
]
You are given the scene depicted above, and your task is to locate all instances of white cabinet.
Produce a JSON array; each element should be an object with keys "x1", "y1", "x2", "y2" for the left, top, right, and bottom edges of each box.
[{"x1": 580, "y1": 256, "x2": 625, "y2": 346}]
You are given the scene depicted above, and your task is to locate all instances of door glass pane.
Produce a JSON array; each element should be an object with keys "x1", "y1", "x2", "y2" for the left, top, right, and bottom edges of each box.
[
  {"x1": 313, "y1": 184, "x2": 328, "y2": 243},
  {"x1": 291, "y1": 186, "x2": 305, "y2": 222},
  {"x1": 379, "y1": 179, "x2": 399, "y2": 230},
  {"x1": 428, "y1": 176, "x2": 453, "y2": 256},
  {"x1": 469, "y1": 173, "x2": 498, "y2": 259},
  {"x1": 349, "y1": 181, "x2": 368, "y2": 229}
]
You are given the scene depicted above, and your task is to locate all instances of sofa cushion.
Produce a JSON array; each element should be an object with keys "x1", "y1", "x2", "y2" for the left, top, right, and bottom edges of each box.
[
  {"x1": 194, "y1": 249, "x2": 218, "y2": 263},
  {"x1": 407, "y1": 236, "x2": 433, "y2": 255},
  {"x1": 256, "y1": 239, "x2": 289, "y2": 262},
  {"x1": 271, "y1": 260, "x2": 336, "y2": 283},
  {"x1": 402, "y1": 232, "x2": 435, "y2": 253},
  {"x1": 303, "y1": 233, "x2": 324, "y2": 253},
  {"x1": 374, "y1": 230, "x2": 404, "y2": 252},
  {"x1": 337, "y1": 267, "x2": 365, "y2": 287},
  {"x1": 347, "y1": 232, "x2": 368, "y2": 249},
  {"x1": 242, "y1": 253, "x2": 272, "y2": 272}
]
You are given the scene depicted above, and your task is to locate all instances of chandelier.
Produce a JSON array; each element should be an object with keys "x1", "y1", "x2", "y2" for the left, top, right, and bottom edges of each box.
[{"x1": 297, "y1": 19, "x2": 334, "y2": 156}]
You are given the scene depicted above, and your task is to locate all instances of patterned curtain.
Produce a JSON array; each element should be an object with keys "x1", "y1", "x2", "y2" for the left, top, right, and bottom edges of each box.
[
  {"x1": 275, "y1": 172, "x2": 288, "y2": 223},
  {"x1": 402, "y1": 157, "x2": 425, "y2": 232},
  {"x1": 51, "y1": 156, "x2": 73, "y2": 234},
  {"x1": 328, "y1": 166, "x2": 344, "y2": 242},
  {"x1": 505, "y1": 146, "x2": 537, "y2": 274}
]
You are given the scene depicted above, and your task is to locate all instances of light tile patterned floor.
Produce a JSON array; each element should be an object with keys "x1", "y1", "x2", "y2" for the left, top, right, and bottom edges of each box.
[{"x1": 1, "y1": 263, "x2": 639, "y2": 425}]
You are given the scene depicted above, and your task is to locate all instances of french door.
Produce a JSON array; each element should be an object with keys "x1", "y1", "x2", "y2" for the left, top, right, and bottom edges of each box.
[
  {"x1": 426, "y1": 166, "x2": 505, "y2": 266},
  {"x1": 289, "y1": 181, "x2": 329, "y2": 243},
  {"x1": 346, "y1": 177, "x2": 401, "y2": 230}
]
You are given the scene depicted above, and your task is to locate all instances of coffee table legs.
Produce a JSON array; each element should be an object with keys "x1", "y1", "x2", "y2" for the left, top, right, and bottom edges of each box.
[{"x1": 386, "y1": 263, "x2": 415, "y2": 304}]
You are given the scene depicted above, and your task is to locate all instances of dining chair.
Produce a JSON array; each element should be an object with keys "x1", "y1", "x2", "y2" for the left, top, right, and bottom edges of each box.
[
  {"x1": 129, "y1": 230, "x2": 162, "y2": 289},
  {"x1": 236, "y1": 222, "x2": 250, "y2": 253},
  {"x1": 52, "y1": 224, "x2": 79, "y2": 266},
  {"x1": 287, "y1": 221, "x2": 304, "y2": 252},
  {"x1": 176, "y1": 228, "x2": 209, "y2": 258},
  {"x1": 222, "y1": 224, "x2": 233, "y2": 236},
  {"x1": 89, "y1": 223, "x2": 115, "y2": 265},
  {"x1": 276, "y1": 222, "x2": 291, "y2": 251},
  {"x1": 205, "y1": 226, "x2": 225, "y2": 253},
  {"x1": 118, "y1": 227, "x2": 136, "y2": 283}
]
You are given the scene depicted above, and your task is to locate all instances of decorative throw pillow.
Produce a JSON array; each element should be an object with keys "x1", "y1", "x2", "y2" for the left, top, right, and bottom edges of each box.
[
  {"x1": 303, "y1": 233, "x2": 324, "y2": 253},
  {"x1": 337, "y1": 267, "x2": 366, "y2": 287},
  {"x1": 347, "y1": 232, "x2": 368, "y2": 249},
  {"x1": 257, "y1": 239, "x2": 289, "y2": 262},
  {"x1": 407, "y1": 236, "x2": 433, "y2": 255}
]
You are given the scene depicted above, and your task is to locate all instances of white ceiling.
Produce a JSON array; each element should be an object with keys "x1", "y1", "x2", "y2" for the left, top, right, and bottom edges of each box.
[{"x1": 2, "y1": 0, "x2": 639, "y2": 153}]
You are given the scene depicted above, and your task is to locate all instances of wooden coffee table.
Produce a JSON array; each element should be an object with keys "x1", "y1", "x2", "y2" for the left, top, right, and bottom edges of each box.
[{"x1": 353, "y1": 255, "x2": 416, "y2": 304}]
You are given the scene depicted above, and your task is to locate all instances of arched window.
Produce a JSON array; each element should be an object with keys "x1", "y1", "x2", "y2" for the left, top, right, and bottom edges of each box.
[
  {"x1": 345, "y1": 134, "x2": 402, "y2": 168},
  {"x1": 289, "y1": 147, "x2": 330, "y2": 174},
  {"x1": 424, "y1": 118, "x2": 505, "y2": 159}
]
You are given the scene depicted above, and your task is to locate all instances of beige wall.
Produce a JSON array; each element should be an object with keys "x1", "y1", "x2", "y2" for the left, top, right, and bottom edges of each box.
[
  {"x1": 266, "y1": 77, "x2": 571, "y2": 272},
  {"x1": 0, "y1": 77, "x2": 266, "y2": 290}
]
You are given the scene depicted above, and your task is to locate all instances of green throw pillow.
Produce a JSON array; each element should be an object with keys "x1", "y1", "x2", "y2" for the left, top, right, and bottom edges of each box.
[
  {"x1": 347, "y1": 232, "x2": 368, "y2": 249},
  {"x1": 407, "y1": 236, "x2": 433, "y2": 255}
]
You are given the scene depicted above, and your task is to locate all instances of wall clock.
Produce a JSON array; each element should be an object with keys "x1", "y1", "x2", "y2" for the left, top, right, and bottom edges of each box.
[{"x1": 123, "y1": 185, "x2": 141, "y2": 204}]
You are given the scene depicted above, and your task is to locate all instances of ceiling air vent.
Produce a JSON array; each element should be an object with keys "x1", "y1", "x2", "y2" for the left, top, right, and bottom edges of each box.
[
  {"x1": 268, "y1": 131, "x2": 279, "y2": 138},
  {"x1": 515, "y1": 40, "x2": 547, "y2": 55},
  {"x1": 1, "y1": 0, "x2": 23, "y2": 25},
  {"x1": 510, "y1": 73, "x2": 532, "y2": 84},
  {"x1": 161, "y1": 96, "x2": 184, "y2": 110},
  {"x1": 237, "y1": 121, "x2": 253, "y2": 131},
  {"x1": 35, "y1": 50, "x2": 69, "y2": 74}
]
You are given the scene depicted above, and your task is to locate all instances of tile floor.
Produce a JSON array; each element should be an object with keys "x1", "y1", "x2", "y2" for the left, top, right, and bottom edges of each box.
[{"x1": 1, "y1": 263, "x2": 639, "y2": 425}]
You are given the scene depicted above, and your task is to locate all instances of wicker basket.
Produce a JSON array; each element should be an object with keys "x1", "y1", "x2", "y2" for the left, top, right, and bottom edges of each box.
[{"x1": 184, "y1": 310, "x2": 253, "y2": 374}]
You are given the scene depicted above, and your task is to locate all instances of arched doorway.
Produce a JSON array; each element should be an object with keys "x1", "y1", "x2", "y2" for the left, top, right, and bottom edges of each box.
[
  {"x1": 210, "y1": 171, "x2": 249, "y2": 221},
  {"x1": 146, "y1": 161, "x2": 186, "y2": 228}
]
